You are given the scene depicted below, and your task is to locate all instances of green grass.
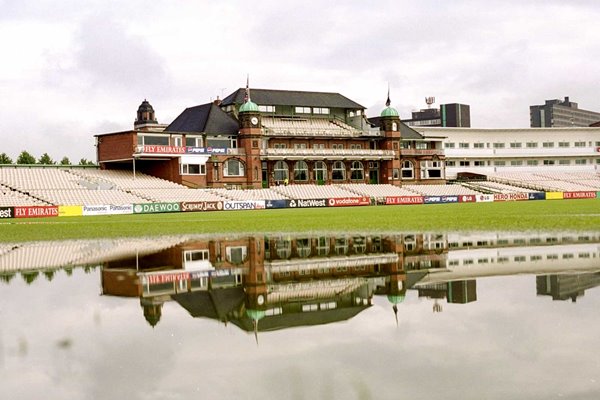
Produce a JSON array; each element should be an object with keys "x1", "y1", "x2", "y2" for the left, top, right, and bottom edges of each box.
[{"x1": 0, "y1": 199, "x2": 598, "y2": 242}]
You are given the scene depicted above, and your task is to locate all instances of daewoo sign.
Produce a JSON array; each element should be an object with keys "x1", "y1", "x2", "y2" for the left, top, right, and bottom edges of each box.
[
  {"x1": 14, "y1": 206, "x2": 59, "y2": 218},
  {"x1": 288, "y1": 199, "x2": 328, "y2": 208},
  {"x1": 328, "y1": 197, "x2": 370, "y2": 207},
  {"x1": 181, "y1": 201, "x2": 223, "y2": 212},
  {"x1": 385, "y1": 196, "x2": 424, "y2": 205},
  {"x1": 133, "y1": 202, "x2": 181, "y2": 214}
]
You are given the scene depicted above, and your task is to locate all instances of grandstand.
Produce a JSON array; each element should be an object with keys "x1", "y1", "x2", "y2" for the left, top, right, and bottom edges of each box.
[{"x1": 0, "y1": 165, "x2": 598, "y2": 209}]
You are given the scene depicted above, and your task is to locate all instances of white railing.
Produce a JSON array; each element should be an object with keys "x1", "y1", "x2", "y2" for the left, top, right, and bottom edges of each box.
[{"x1": 260, "y1": 148, "x2": 396, "y2": 159}]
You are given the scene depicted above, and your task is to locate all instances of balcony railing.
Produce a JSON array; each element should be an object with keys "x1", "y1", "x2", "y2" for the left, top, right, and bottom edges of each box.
[
  {"x1": 401, "y1": 149, "x2": 444, "y2": 156},
  {"x1": 260, "y1": 148, "x2": 396, "y2": 160}
]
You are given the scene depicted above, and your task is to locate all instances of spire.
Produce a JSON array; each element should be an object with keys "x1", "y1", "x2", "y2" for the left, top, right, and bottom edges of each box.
[
  {"x1": 239, "y1": 75, "x2": 259, "y2": 113},
  {"x1": 386, "y1": 84, "x2": 391, "y2": 107},
  {"x1": 380, "y1": 85, "x2": 399, "y2": 118},
  {"x1": 244, "y1": 74, "x2": 250, "y2": 103}
]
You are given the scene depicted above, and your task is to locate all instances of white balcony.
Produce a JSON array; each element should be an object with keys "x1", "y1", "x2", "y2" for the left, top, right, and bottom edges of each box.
[{"x1": 260, "y1": 148, "x2": 396, "y2": 160}]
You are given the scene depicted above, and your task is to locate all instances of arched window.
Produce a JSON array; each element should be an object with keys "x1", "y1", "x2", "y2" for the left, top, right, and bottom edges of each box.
[
  {"x1": 224, "y1": 158, "x2": 245, "y2": 176},
  {"x1": 401, "y1": 160, "x2": 414, "y2": 179},
  {"x1": 314, "y1": 161, "x2": 327, "y2": 183},
  {"x1": 350, "y1": 161, "x2": 364, "y2": 180},
  {"x1": 332, "y1": 161, "x2": 346, "y2": 181},
  {"x1": 294, "y1": 161, "x2": 308, "y2": 181},
  {"x1": 273, "y1": 160, "x2": 289, "y2": 181}
]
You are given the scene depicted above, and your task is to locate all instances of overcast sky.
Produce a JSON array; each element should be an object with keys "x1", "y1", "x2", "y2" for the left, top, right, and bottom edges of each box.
[{"x1": 1, "y1": 0, "x2": 599, "y2": 162}]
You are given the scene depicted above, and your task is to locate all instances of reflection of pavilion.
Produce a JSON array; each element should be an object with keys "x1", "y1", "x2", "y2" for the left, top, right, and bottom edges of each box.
[{"x1": 3, "y1": 231, "x2": 600, "y2": 331}]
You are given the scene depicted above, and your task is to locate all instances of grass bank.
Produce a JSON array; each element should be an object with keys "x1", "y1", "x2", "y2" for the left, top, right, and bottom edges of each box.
[{"x1": 0, "y1": 199, "x2": 598, "y2": 242}]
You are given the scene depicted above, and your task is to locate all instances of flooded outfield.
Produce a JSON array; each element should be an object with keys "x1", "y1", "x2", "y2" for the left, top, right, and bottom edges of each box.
[{"x1": 1, "y1": 232, "x2": 600, "y2": 399}]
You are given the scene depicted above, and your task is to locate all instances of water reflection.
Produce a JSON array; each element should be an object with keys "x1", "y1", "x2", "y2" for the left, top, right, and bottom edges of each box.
[{"x1": 2, "y1": 231, "x2": 599, "y2": 333}]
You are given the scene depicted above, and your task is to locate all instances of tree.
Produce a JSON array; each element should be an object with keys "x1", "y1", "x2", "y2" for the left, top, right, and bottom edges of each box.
[
  {"x1": 38, "y1": 153, "x2": 55, "y2": 165},
  {"x1": 0, "y1": 152, "x2": 12, "y2": 164},
  {"x1": 79, "y1": 158, "x2": 95, "y2": 166},
  {"x1": 60, "y1": 156, "x2": 71, "y2": 165},
  {"x1": 16, "y1": 150, "x2": 36, "y2": 165}
]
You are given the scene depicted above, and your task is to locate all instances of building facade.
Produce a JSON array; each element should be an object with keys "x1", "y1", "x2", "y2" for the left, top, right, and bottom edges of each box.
[
  {"x1": 404, "y1": 102, "x2": 471, "y2": 128},
  {"x1": 530, "y1": 97, "x2": 600, "y2": 127},
  {"x1": 415, "y1": 126, "x2": 600, "y2": 179},
  {"x1": 95, "y1": 86, "x2": 446, "y2": 188}
]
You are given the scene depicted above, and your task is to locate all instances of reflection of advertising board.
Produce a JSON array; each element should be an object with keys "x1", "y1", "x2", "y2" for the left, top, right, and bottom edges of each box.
[
  {"x1": 181, "y1": 201, "x2": 223, "y2": 212},
  {"x1": 385, "y1": 196, "x2": 424, "y2": 205},
  {"x1": 476, "y1": 194, "x2": 494, "y2": 202},
  {"x1": 563, "y1": 191, "x2": 596, "y2": 199},
  {"x1": 493, "y1": 193, "x2": 529, "y2": 202},
  {"x1": 265, "y1": 200, "x2": 288, "y2": 209},
  {"x1": 458, "y1": 195, "x2": 476, "y2": 203},
  {"x1": 328, "y1": 197, "x2": 370, "y2": 207},
  {"x1": 141, "y1": 272, "x2": 189, "y2": 285},
  {"x1": 133, "y1": 202, "x2": 181, "y2": 214},
  {"x1": 287, "y1": 199, "x2": 328, "y2": 208},
  {"x1": 14, "y1": 206, "x2": 59, "y2": 218},
  {"x1": 224, "y1": 201, "x2": 266, "y2": 210},
  {"x1": 528, "y1": 192, "x2": 545, "y2": 201},
  {"x1": 0, "y1": 207, "x2": 14, "y2": 219},
  {"x1": 424, "y1": 196, "x2": 459, "y2": 204}
]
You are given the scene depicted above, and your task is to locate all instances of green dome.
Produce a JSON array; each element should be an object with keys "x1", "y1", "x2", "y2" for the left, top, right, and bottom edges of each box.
[
  {"x1": 387, "y1": 294, "x2": 405, "y2": 304},
  {"x1": 239, "y1": 100, "x2": 259, "y2": 113},
  {"x1": 246, "y1": 309, "x2": 266, "y2": 321},
  {"x1": 380, "y1": 106, "x2": 399, "y2": 117}
]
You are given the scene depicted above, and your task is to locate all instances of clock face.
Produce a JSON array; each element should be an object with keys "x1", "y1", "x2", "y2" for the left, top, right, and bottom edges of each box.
[{"x1": 251, "y1": 117, "x2": 259, "y2": 126}]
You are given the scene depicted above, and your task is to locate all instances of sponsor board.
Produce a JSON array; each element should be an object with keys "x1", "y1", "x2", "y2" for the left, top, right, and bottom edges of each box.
[
  {"x1": 0, "y1": 207, "x2": 14, "y2": 219},
  {"x1": 424, "y1": 196, "x2": 459, "y2": 204},
  {"x1": 223, "y1": 200, "x2": 266, "y2": 211},
  {"x1": 458, "y1": 195, "x2": 476, "y2": 203},
  {"x1": 59, "y1": 205, "x2": 83, "y2": 217},
  {"x1": 476, "y1": 194, "x2": 494, "y2": 202},
  {"x1": 109, "y1": 204, "x2": 133, "y2": 215},
  {"x1": 186, "y1": 147, "x2": 227, "y2": 155},
  {"x1": 528, "y1": 192, "x2": 545, "y2": 201},
  {"x1": 493, "y1": 193, "x2": 529, "y2": 202},
  {"x1": 545, "y1": 192, "x2": 564, "y2": 200},
  {"x1": 141, "y1": 145, "x2": 186, "y2": 154},
  {"x1": 133, "y1": 202, "x2": 181, "y2": 214},
  {"x1": 385, "y1": 196, "x2": 424, "y2": 205},
  {"x1": 82, "y1": 205, "x2": 110, "y2": 216},
  {"x1": 14, "y1": 206, "x2": 59, "y2": 218},
  {"x1": 288, "y1": 198, "x2": 328, "y2": 208},
  {"x1": 265, "y1": 200, "x2": 288, "y2": 209},
  {"x1": 181, "y1": 201, "x2": 224, "y2": 212},
  {"x1": 327, "y1": 197, "x2": 370, "y2": 207},
  {"x1": 563, "y1": 191, "x2": 596, "y2": 199}
]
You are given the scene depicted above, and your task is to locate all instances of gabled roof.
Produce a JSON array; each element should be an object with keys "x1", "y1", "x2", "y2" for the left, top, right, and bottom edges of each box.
[
  {"x1": 220, "y1": 88, "x2": 365, "y2": 110},
  {"x1": 165, "y1": 103, "x2": 239, "y2": 135},
  {"x1": 367, "y1": 117, "x2": 424, "y2": 140}
]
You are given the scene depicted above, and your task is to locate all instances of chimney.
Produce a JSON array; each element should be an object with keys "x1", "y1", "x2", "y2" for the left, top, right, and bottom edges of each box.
[{"x1": 213, "y1": 96, "x2": 222, "y2": 106}]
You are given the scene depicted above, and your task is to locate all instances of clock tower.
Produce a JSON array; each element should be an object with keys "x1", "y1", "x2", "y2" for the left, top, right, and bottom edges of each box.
[
  {"x1": 238, "y1": 79, "x2": 263, "y2": 188},
  {"x1": 379, "y1": 89, "x2": 402, "y2": 186}
]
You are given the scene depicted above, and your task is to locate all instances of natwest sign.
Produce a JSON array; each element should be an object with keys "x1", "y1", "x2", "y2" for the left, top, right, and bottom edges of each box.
[
  {"x1": 0, "y1": 207, "x2": 14, "y2": 219},
  {"x1": 328, "y1": 197, "x2": 370, "y2": 207}
]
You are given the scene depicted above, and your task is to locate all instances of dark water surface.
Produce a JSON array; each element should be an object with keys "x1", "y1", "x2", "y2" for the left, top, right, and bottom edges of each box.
[{"x1": 1, "y1": 232, "x2": 599, "y2": 400}]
